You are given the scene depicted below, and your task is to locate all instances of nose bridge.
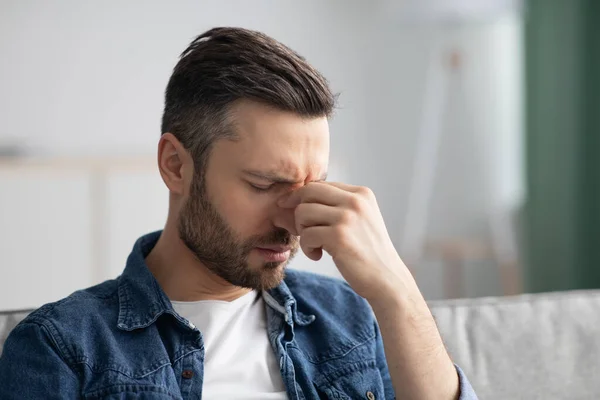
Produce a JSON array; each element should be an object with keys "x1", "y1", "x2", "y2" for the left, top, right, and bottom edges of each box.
[
  {"x1": 303, "y1": 169, "x2": 320, "y2": 185},
  {"x1": 272, "y1": 175, "x2": 312, "y2": 218}
]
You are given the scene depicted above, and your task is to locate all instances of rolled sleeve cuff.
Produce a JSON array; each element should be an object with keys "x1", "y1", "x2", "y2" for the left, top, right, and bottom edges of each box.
[{"x1": 456, "y1": 364, "x2": 479, "y2": 400}]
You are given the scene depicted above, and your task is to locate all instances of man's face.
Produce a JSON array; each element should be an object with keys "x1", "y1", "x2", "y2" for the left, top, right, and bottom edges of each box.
[{"x1": 178, "y1": 101, "x2": 330, "y2": 290}]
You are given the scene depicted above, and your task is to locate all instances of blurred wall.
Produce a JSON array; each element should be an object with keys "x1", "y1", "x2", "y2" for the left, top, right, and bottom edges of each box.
[
  {"x1": 0, "y1": 0, "x2": 373, "y2": 157},
  {"x1": 0, "y1": 0, "x2": 523, "y2": 307},
  {"x1": 363, "y1": 13, "x2": 524, "y2": 298}
]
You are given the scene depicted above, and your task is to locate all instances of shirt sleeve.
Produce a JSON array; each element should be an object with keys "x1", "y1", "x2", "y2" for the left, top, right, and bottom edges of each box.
[
  {"x1": 374, "y1": 320, "x2": 397, "y2": 400},
  {"x1": 0, "y1": 321, "x2": 80, "y2": 399},
  {"x1": 374, "y1": 320, "x2": 479, "y2": 400},
  {"x1": 455, "y1": 364, "x2": 479, "y2": 400}
]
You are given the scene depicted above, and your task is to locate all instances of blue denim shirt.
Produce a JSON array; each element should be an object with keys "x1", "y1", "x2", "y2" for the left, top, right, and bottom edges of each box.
[{"x1": 0, "y1": 231, "x2": 477, "y2": 399}]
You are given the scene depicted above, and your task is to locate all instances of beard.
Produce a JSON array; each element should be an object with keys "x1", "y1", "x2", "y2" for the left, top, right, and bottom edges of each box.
[{"x1": 178, "y1": 175, "x2": 299, "y2": 291}]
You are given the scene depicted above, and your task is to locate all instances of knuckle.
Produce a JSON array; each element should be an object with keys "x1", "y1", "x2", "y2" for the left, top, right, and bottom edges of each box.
[
  {"x1": 347, "y1": 195, "x2": 363, "y2": 211},
  {"x1": 359, "y1": 186, "x2": 374, "y2": 198},
  {"x1": 339, "y1": 209, "x2": 355, "y2": 224},
  {"x1": 333, "y1": 225, "x2": 348, "y2": 243}
]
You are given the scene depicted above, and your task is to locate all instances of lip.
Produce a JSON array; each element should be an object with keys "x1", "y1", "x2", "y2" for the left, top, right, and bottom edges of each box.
[
  {"x1": 255, "y1": 245, "x2": 292, "y2": 252},
  {"x1": 254, "y1": 246, "x2": 291, "y2": 263}
]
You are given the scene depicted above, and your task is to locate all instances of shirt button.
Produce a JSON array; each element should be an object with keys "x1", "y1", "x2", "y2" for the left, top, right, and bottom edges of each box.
[
  {"x1": 366, "y1": 391, "x2": 375, "y2": 400},
  {"x1": 182, "y1": 370, "x2": 194, "y2": 379}
]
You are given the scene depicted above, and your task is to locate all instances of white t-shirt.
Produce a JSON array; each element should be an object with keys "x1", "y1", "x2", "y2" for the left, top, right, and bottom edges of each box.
[{"x1": 171, "y1": 291, "x2": 288, "y2": 400}]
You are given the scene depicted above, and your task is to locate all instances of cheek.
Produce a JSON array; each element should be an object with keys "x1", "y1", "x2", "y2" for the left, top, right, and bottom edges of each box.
[{"x1": 217, "y1": 187, "x2": 275, "y2": 235}]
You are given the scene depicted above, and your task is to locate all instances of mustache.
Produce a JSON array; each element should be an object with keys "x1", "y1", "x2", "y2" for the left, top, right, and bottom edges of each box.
[{"x1": 251, "y1": 228, "x2": 298, "y2": 248}]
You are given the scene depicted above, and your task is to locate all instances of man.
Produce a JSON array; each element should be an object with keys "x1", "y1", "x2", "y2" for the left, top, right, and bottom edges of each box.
[{"x1": 0, "y1": 27, "x2": 477, "y2": 399}]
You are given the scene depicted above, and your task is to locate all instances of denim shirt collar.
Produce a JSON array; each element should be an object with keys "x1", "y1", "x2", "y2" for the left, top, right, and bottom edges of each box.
[
  {"x1": 116, "y1": 231, "x2": 176, "y2": 331},
  {"x1": 116, "y1": 231, "x2": 314, "y2": 331}
]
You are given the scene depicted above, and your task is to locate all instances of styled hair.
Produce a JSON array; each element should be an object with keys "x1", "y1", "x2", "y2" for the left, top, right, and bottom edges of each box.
[{"x1": 161, "y1": 27, "x2": 336, "y2": 174}]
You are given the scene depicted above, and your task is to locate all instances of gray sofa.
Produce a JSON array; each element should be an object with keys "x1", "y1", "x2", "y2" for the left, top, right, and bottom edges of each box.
[
  {"x1": 2, "y1": 290, "x2": 600, "y2": 399},
  {"x1": 0, "y1": 309, "x2": 30, "y2": 355}
]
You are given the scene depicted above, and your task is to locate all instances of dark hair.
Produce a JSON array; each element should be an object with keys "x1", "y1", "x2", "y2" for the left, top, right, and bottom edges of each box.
[{"x1": 161, "y1": 27, "x2": 336, "y2": 174}]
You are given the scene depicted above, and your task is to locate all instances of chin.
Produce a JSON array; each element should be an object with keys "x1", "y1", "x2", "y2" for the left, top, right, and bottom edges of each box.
[{"x1": 257, "y1": 265, "x2": 286, "y2": 290}]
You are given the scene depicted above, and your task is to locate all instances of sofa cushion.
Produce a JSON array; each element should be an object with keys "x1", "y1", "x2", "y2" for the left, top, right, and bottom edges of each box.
[
  {"x1": 430, "y1": 290, "x2": 600, "y2": 400},
  {"x1": 0, "y1": 310, "x2": 31, "y2": 355}
]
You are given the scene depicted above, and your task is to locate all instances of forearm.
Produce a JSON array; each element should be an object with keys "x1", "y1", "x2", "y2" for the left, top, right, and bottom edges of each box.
[{"x1": 369, "y1": 277, "x2": 459, "y2": 400}]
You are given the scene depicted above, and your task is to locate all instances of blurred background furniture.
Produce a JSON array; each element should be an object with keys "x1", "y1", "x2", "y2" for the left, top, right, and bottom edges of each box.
[
  {"x1": 396, "y1": 0, "x2": 525, "y2": 300},
  {"x1": 424, "y1": 235, "x2": 521, "y2": 299},
  {"x1": 3, "y1": 288, "x2": 599, "y2": 399},
  {"x1": 430, "y1": 289, "x2": 600, "y2": 399},
  {"x1": 0, "y1": 157, "x2": 167, "y2": 311}
]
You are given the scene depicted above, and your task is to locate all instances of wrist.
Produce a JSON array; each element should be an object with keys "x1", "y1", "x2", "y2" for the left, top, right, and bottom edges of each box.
[{"x1": 366, "y1": 266, "x2": 423, "y2": 308}]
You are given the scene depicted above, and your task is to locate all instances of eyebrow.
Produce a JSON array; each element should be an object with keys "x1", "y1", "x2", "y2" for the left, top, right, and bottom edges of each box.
[{"x1": 242, "y1": 169, "x2": 328, "y2": 184}]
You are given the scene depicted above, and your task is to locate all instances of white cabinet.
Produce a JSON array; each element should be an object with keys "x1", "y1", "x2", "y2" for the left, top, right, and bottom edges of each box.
[
  {"x1": 0, "y1": 158, "x2": 165, "y2": 311},
  {"x1": 104, "y1": 170, "x2": 168, "y2": 279},
  {"x1": 0, "y1": 168, "x2": 93, "y2": 311}
]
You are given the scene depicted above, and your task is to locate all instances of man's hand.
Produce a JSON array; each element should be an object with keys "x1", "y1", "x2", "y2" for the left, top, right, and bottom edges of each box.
[
  {"x1": 278, "y1": 181, "x2": 409, "y2": 303},
  {"x1": 279, "y1": 182, "x2": 461, "y2": 400}
]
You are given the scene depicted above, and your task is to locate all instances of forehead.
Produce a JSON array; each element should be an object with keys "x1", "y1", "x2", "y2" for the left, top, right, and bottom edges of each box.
[{"x1": 215, "y1": 101, "x2": 330, "y2": 181}]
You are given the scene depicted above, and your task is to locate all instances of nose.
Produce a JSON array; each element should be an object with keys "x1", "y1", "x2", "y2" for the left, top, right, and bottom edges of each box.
[{"x1": 272, "y1": 196, "x2": 298, "y2": 235}]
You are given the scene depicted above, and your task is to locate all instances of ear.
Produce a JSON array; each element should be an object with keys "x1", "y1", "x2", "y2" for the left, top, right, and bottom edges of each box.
[{"x1": 157, "y1": 133, "x2": 193, "y2": 195}]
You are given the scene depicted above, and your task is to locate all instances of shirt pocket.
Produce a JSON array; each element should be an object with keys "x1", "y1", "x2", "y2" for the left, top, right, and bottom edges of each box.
[
  {"x1": 80, "y1": 362, "x2": 183, "y2": 400},
  {"x1": 313, "y1": 360, "x2": 386, "y2": 400},
  {"x1": 83, "y1": 384, "x2": 181, "y2": 399}
]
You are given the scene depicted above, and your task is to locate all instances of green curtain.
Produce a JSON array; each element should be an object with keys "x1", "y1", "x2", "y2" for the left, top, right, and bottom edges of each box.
[{"x1": 525, "y1": 0, "x2": 600, "y2": 292}]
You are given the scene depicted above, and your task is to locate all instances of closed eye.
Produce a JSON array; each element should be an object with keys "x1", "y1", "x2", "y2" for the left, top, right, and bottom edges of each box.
[{"x1": 248, "y1": 183, "x2": 273, "y2": 193}]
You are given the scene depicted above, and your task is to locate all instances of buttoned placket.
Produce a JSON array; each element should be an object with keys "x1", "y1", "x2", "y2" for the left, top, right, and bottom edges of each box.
[
  {"x1": 175, "y1": 317, "x2": 205, "y2": 400},
  {"x1": 263, "y1": 289, "x2": 318, "y2": 400}
]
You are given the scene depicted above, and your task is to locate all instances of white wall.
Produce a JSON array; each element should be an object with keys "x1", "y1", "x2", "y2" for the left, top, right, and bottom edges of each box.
[
  {"x1": 0, "y1": 0, "x2": 374, "y2": 158},
  {"x1": 0, "y1": 0, "x2": 523, "y2": 306}
]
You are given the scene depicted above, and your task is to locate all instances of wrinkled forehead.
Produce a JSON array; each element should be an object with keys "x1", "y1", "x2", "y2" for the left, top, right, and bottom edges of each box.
[{"x1": 218, "y1": 101, "x2": 330, "y2": 183}]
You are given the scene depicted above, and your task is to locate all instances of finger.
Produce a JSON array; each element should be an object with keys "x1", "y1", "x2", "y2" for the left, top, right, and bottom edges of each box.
[
  {"x1": 304, "y1": 247, "x2": 323, "y2": 261},
  {"x1": 276, "y1": 208, "x2": 299, "y2": 236},
  {"x1": 294, "y1": 203, "x2": 343, "y2": 233},
  {"x1": 299, "y1": 226, "x2": 330, "y2": 261},
  {"x1": 321, "y1": 181, "x2": 363, "y2": 193},
  {"x1": 278, "y1": 182, "x2": 350, "y2": 208}
]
